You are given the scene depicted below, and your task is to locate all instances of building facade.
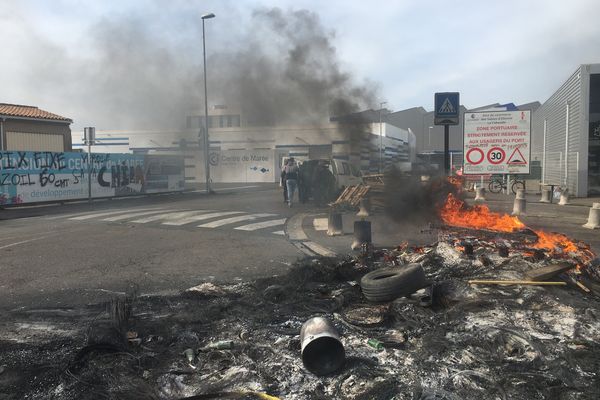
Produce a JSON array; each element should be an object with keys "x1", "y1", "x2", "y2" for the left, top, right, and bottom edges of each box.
[
  {"x1": 0, "y1": 103, "x2": 72, "y2": 152},
  {"x1": 532, "y1": 64, "x2": 600, "y2": 197},
  {"x1": 72, "y1": 108, "x2": 415, "y2": 185}
]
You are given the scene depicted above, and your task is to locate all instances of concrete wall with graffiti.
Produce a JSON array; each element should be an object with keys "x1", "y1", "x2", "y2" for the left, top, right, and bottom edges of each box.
[{"x1": 0, "y1": 151, "x2": 184, "y2": 206}]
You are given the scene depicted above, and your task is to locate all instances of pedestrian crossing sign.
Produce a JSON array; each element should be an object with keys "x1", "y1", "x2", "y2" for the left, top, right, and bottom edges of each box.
[{"x1": 434, "y1": 92, "x2": 460, "y2": 125}]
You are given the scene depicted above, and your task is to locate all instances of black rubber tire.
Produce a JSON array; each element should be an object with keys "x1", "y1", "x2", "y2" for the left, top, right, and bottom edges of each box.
[{"x1": 360, "y1": 264, "x2": 428, "y2": 302}]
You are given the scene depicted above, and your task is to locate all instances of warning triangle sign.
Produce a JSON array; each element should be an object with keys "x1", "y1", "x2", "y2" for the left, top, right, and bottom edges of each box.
[
  {"x1": 439, "y1": 98, "x2": 455, "y2": 114},
  {"x1": 507, "y1": 147, "x2": 527, "y2": 165}
]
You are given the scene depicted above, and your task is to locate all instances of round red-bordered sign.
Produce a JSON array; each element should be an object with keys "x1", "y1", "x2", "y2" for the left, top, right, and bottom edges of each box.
[
  {"x1": 487, "y1": 147, "x2": 505, "y2": 165},
  {"x1": 466, "y1": 148, "x2": 484, "y2": 165}
]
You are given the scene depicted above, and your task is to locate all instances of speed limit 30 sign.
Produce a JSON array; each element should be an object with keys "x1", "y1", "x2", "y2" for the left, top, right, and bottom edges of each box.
[
  {"x1": 463, "y1": 111, "x2": 531, "y2": 175},
  {"x1": 487, "y1": 147, "x2": 505, "y2": 164}
]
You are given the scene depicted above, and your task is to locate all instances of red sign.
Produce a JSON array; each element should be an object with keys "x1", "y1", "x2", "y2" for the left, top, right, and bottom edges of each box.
[
  {"x1": 466, "y1": 148, "x2": 484, "y2": 165},
  {"x1": 487, "y1": 147, "x2": 505, "y2": 165}
]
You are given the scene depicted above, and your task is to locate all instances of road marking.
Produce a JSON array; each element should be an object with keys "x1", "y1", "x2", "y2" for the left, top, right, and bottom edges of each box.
[
  {"x1": 287, "y1": 214, "x2": 308, "y2": 240},
  {"x1": 272, "y1": 231, "x2": 285, "y2": 236},
  {"x1": 303, "y1": 241, "x2": 337, "y2": 257},
  {"x1": 198, "y1": 213, "x2": 277, "y2": 228},
  {"x1": 215, "y1": 185, "x2": 259, "y2": 191},
  {"x1": 234, "y1": 218, "x2": 287, "y2": 231},
  {"x1": 47, "y1": 211, "x2": 102, "y2": 220},
  {"x1": 313, "y1": 218, "x2": 328, "y2": 231},
  {"x1": 131, "y1": 210, "x2": 211, "y2": 223},
  {"x1": 0, "y1": 235, "x2": 51, "y2": 250},
  {"x1": 69, "y1": 207, "x2": 160, "y2": 220},
  {"x1": 163, "y1": 211, "x2": 245, "y2": 226},
  {"x1": 191, "y1": 185, "x2": 259, "y2": 193},
  {"x1": 101, "y1": 209, "x2": 172, "y2": 222}
]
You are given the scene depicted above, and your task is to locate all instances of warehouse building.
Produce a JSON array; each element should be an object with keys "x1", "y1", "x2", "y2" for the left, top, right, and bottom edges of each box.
[
  {"x1": 385, "y1": 102, "x2": 540, "y2": 172},
  {"x1": 73, "y1": 106, "x2": 415, "y2": 185},
  {"x1": 0, "y1": 103, "x2": 73, "y2": 152},
  {"x1": 532, "y1": 64, "x2": 600, "y2": 197}
]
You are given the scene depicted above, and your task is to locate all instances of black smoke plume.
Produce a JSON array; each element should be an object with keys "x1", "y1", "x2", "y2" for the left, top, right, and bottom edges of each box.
[{"x1": 6, "y1": 6, "x2": 378, "y2": 130}]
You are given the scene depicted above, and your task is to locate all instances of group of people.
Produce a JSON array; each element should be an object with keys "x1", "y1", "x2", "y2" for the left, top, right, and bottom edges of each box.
[{"x1": 280, "y1": 158, "x2": 336, "y2": 207}]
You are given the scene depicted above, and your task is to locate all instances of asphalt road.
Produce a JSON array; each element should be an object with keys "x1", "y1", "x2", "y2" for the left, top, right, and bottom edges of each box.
[
  {"x1": 0, "y1": 184, "x2": 325, "y2": 310},
  {"x1": 2, "y1": 184, "x2": 598, "y2": 311}
]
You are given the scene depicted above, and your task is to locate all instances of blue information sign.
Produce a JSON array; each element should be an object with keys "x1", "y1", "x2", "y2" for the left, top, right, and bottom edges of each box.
[{"x1": 434, "y1": 92, "x2": 460, "y2": 125}]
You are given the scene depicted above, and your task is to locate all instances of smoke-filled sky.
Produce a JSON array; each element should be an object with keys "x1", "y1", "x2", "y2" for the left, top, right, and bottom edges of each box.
[{"x1": 1, "y1": 0, "x2": 599, "y2": 130}]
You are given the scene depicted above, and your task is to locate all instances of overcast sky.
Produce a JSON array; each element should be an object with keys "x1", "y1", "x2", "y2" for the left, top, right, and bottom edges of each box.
[{"x1": 1, "y1": 0, "x2": 599, "y2": 129}]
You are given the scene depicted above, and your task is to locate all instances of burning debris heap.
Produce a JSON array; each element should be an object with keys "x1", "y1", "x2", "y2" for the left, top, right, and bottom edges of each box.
[{"x1": 2, "y1": 192, "x2": 600, "y2": 400}]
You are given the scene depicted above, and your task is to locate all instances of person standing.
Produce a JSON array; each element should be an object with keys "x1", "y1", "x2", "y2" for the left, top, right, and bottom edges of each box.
[
  {"x1": 284, "y1": 158, "x2": 299, "y2": 207},
  {"x1": 280, "y1": 168, "x2": 288, "y2": 203},
  {"x1": 312, "y1": 160, "x2": 335, "y2": 207}
]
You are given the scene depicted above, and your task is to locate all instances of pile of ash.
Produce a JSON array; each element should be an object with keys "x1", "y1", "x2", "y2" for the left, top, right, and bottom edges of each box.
[{"x1": 1, "y1": 240, "x2": 600, "y2": 399}]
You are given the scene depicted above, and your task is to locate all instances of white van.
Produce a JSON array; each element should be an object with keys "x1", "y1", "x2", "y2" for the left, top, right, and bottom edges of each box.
[
  {"x1": 283, "y1": 158, "x2": 362, "y2": 193},
  {"x1": 330, "y1": 159, "x2": 363, "y2": 191}
]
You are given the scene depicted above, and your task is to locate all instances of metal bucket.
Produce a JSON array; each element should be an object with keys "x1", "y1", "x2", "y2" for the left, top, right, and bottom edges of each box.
[{"x1": 300, "y1": 317, "x2": 345, "y2": 375}]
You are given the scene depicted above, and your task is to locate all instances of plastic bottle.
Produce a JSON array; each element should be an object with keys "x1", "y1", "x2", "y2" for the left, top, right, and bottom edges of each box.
[{"x1": 367, "y1": 338, "x2": 384, "y2": 351}]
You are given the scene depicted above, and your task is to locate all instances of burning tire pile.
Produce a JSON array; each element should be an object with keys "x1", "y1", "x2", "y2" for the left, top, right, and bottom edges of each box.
[{"x1": 2, "y1": 191, "x2": 600, "y2": 399}]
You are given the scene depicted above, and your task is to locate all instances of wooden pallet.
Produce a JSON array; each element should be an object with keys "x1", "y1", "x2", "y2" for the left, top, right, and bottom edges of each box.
[{"x1": 332, "y1": 184, "x2": 371, "y2": 207}]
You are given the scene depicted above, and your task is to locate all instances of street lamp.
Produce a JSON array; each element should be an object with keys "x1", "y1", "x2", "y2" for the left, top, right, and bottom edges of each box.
[
  {"x1": 379, "y1": 101, "x2": 387, "y2": 174},
  {"x1": 428, "y1": 126, "x2": 433, "y2": 149},
  {"x1": 201, "y1": 12, "x2": 215, "y2": 194}
]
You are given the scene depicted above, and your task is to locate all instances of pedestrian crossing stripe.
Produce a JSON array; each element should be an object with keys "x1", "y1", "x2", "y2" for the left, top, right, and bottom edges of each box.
[
  {"x1": 235, "y1": 218, "x2": 287, "y2": 231},
  {"x1": 162, "y1": 211, "x2": 244, "y2": 226},
  {"x1": 131, "y1": 210, "x2": 212, "y2": 224},
  {"x1": 102, "y1": 209, "x2": 171, "y2": 222},
  {"x1": 59, "y1": 208, "x2": 287, "y2": 234},
  {"x1": 69, "y1": 207, "x2": 161, "y2": 220},
  {"x1": 198, "y1": 213, "x2": 277, "y2": 228},
  {"x1": 439, "y1": 97, "x2": 456, "y2": 114}
]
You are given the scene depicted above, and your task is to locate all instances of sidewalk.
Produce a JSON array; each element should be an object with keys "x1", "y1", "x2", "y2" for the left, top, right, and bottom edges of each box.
[{"x1": 299, "y1": 191, "x2": 600, "y2": 256}]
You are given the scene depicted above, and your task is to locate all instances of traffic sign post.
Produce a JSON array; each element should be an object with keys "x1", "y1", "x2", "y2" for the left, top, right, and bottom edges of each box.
[
  {"x1": 462, "y1": 111, "x2": 531, "y2": 176},
  {"x1": 83, "y1": 127, "x2": 96, "y2": 204},
  {"x1": 434, "y1": 92, "x2": 460, "y2": 175}
]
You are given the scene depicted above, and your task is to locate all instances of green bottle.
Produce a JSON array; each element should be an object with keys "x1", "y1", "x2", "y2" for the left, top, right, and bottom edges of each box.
[{"x1": 367, "y1": 338, "x2": 384, "y2": 351}]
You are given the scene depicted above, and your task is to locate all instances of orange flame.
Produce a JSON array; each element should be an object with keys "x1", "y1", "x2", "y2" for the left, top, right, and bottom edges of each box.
[
  {"x1": 531, "y1": 231, "x2": 578, "y2": 254},
  {"x1": 440, "y1": 193, "x2": 525, "y2": 232},
  {"x1": 447, "y1": 176, "x2": 463, "y2": 191},
  {"x1": 440, "y1": 193, "x2": 596, "y2": 265}
]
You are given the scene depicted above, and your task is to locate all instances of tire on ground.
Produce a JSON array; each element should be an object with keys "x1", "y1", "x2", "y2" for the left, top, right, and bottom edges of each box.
[{"x1": 360, "y1": 264, "x2": 428, "y2": 302}]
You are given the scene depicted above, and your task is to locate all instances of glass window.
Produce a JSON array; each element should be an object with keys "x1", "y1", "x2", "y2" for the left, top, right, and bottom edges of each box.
[{"x1": 342, "y1": 162, "x2": 351, "y2": 175}]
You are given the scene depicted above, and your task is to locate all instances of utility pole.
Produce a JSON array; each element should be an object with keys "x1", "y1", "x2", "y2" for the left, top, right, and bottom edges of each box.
[
  {"x1": 201, "y1": 13, "x2": 215, "y2": 194},
  {"x1": 379, "y1": 101, "x2": 387, "y2": 174},
  {"x1": 84, "y1": 127, "x2": 95, "y2": 204}
]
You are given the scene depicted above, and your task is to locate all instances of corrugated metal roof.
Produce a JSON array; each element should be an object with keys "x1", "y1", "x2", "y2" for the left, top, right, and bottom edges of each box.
[{"x1": 0, "y1": 103, "x2": 72, "y2": 122}]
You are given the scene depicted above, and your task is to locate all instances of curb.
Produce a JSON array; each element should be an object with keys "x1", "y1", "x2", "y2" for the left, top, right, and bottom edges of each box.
[{"x1": 285, "y1": 213, "x2": 337, "y2": 257}]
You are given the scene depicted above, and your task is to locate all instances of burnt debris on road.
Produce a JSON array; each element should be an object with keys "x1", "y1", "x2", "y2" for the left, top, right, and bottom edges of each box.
[{"x1": 2, "y1": 191, "x2": 600, "y2": 399}]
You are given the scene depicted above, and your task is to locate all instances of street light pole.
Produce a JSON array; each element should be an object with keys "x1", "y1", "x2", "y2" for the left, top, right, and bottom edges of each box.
[
  {"x1": 201, "y1": 12, "x2": 215, "y2": 194},
  {"x1": 428, "y1": 126, "x2": 433, "y2": 149},
  {"x1": 379, "y1": 101, "x2": 387, "y2": 174}
]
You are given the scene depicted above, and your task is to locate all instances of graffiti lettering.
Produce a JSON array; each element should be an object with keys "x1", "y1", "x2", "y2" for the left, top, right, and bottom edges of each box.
[
  {"x1": 0, "y1": 172, "x2": 36, "y2": 186},
  {"x1": 98, "y1": 167, "x2": 110, "y2": 187},
  {"x1": 72, "y1": 169, "x2": 84, "y2": 185},
  {"x1": 17, "y1": 152, "x2": 29, "y2": 168},
  {"x1": 1, "y1": 151, "x2": 184, "y2": 205},
  {"x1": 33, "y1": 152, "x2": 67, "y2": 170},
  {"x1": 39, "y1": 169, "x2": 56, "y2": 187},
  {"x1": 0, "y1": 152, "x2": 16, "y2": 169}
]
